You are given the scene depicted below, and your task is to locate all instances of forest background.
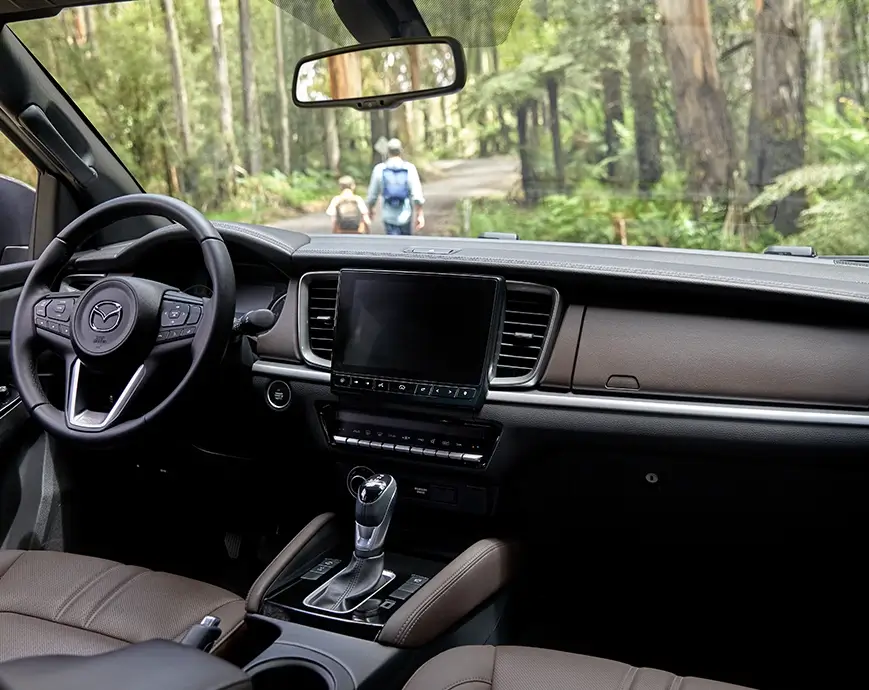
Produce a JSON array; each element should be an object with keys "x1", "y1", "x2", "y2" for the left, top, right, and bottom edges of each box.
[{"x1": 4, "y1": 0, "x2": 869, "y2": 254}]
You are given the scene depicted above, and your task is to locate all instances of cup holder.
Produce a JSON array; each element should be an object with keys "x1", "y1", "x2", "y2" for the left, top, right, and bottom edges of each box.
[{"x1": 249, "y1": 659, "x2": 335, "y2": 690}]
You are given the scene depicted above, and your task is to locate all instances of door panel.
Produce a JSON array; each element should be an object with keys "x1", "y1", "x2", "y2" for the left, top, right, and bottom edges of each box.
[{"x1": 0, "y1": 260, "x2": 33, "y2": 378}]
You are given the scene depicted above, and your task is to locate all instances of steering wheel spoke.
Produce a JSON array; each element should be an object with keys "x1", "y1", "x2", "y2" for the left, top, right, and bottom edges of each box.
[
  {"x1": 32, "y1": 291, "x2": 81, "y2": 349},
  {"x1": 65, "y1": 356, "x2": 148, "y2": 432}
]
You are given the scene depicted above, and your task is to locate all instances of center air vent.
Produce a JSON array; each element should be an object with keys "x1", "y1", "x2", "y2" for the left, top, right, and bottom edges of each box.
[
  {"x1": 493, "y1": 284, "x2": 558, "y2": 386},
  {"x1": 300, "y1": 272, "x2": 338, "y2": 368}
]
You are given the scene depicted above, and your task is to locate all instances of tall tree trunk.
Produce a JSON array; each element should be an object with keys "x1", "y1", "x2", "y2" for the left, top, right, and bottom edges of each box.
[
  {"x1": 808, "y1": 18, "x2": 826, "y2": 95},
  {"x1": 601, "y1": 66, "x2": 624, "y2": 183},
  {"x1": 440, "y1": 97, "x2": 451, "y2": 149},
  {"x1": 517, "y1": 101, "x2": 540, "y2": 204},
  {"x1": 837, "y1": 5, "x2": 865, "y2": 113},
  {"x1": 546, "y1": 76, "x2": 565, "y2": 192},
  {"x1": 370, "y1": 110, "x2": 388, "y2": 165},
  {"x1": 238, "y1": 0, "x2": 262, "y2": 175},
  {"x1": 73, "y1": 8, "x2": 87, "y2": 45},
  {"x1": 206, "y1": 0, "x2": 238, "y2": 196},
  {"x1": 748, "y1": 0, "x2": 807, "y2": 236},
  {"x1": 657, "y1": 0, "x2": 734, "y2": 199},
  {"x1": 274, "y1": 4, "x2": 291, "y2": 174},
  {"x1": 160, "y1": 0, "x2": 193, "y2": 194},
  {"x1": 492, "y1": 45, "x2": 509, "y2": 154},
  {"x1": 328, "y1": 54, "x2": 351, "y2": 99},
  {"x1": 423, "y1": 102, "x2": 433, "y2": 149},
  {"x1": 626, "y1": 8, "x2": 662, "y2": 191},
  {"x1": 406, "y1": 45, "x2": 422, "y2": 153},
  {"x1": 84, "y1": 7, "x2": 97, "y2": 50},
  {"x1": 318, "y1": 35, "x2": 340, "y2": 172}
]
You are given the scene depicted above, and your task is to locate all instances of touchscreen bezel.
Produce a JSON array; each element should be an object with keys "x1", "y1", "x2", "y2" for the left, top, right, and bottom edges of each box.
[{"x1": 331, "y1": 269, "x2": 505, "y2": 398}]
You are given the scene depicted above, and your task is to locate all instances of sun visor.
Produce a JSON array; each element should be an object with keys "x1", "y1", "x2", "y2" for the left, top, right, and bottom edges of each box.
[{"x1": 268, "y1": 0, "x2": 522, "y2": 47}]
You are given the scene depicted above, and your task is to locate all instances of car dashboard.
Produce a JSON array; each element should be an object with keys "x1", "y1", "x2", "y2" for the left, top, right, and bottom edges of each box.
[{"x1": 64, "y1": 223, "x2": 869, "y2": 544}]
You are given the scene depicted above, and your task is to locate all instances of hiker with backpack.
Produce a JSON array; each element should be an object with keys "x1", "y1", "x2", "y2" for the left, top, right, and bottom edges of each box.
[
  {"x1": 326, "y1": 175, "x2": 371, "y2": 234},
  {"x1": 366, "y1": 138, "x2": 425, "y2": 235}
]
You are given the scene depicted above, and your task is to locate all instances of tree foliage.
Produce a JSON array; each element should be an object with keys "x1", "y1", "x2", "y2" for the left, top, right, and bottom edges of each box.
[{"x1": 2, "y1": 0, "x2": 869, "y2": 252}]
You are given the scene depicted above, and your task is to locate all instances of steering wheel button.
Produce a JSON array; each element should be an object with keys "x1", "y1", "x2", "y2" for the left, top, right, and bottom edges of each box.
[
  {"x1": 35, "y1": 300, "x2": 50, "y2": 317},
  {"x1": 35, "y1": 317, "x2": 47, "y2": 329},
  {"x1": 46, "y1": 320, "x2": 60, "y2": 333},
  {"x1": 186, "y1": 305, "x2": 202, "y2": 325},
  {"x1": 50, "y1": 299, "x2": 73, "y2": 322},
  {"x1": 60, "y1": 324, "x2": 70, "y2": 337}
]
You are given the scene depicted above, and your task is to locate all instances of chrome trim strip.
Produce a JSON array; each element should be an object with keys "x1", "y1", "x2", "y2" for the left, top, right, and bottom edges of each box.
[
  {"x1": 491, "y1": 281, "x2": 561, "y2": 389},
  {"x1": 487, "y1": 389, "x2": 869, "y2": 427},
  {"x1": 0, "y1": 396, "x2": 22, "y2": 421},
  {"x1": 60, "y1": 273, "x2": 105, "y2": 292},
  {"x1": 297, "y1": 271, "x2": 338, "y2": 370},
  {"x1": 253, "y1": 359, "x2": 869, "y2": 427},
  {"x1": 253, "y1": 360, "x2": 331, "y2": 383},
  {"x1": 66, "y1": 359, "x2": 147, "y2": 431}
]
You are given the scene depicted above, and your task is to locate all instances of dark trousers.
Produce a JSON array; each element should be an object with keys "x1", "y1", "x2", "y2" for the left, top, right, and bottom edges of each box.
[{"x1": 384, "y1": 222, "x2": 412, "y2": 236}]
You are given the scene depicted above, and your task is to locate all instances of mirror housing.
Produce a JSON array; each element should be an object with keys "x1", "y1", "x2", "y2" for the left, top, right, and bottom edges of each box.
[{"x1": 292, "y1": 37, "x2": 467, "y2": 111}]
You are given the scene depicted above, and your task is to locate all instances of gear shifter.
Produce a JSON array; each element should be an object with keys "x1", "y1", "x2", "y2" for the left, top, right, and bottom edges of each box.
[
  {"x1": 304, "y1": 474, "x2": 397, "y2": 614},
  {"x1": 354, "y1": 473, "x2": 397, "y2": 558}
]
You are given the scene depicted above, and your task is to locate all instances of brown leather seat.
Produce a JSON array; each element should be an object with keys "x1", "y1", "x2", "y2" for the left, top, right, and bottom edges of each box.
[
  {"x1": 0, "y1": 550, "x2": 245, "y2": 662},
  {"x1": 404, "y1": 645, "x2": 754, "y2": 690}
]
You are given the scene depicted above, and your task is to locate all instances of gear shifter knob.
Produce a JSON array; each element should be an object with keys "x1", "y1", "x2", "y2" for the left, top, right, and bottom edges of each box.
[{"x1": 354, "y1": 474, "x2": 397, "y2": 558}]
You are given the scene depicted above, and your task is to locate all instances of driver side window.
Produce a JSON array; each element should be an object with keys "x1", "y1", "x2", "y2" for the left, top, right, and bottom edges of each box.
[{"x1": 0, "y1": 134, "x2": 35, "y2": 265}]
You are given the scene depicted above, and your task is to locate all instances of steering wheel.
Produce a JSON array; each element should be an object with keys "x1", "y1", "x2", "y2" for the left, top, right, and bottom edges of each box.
[{"x1": 10, "y1": 194, "x2": 236, "y2": 444}]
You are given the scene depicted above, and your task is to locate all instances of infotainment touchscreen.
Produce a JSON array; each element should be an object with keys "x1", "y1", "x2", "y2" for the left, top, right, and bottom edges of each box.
[{"x1": 331, "y1": 270, "x2": 504, "y2": 406}]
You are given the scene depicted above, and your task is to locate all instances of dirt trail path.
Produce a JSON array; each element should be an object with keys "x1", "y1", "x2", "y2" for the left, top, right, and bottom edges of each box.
[{"x1": 271, "y1": 155, "x2": 519, "y2": 235}]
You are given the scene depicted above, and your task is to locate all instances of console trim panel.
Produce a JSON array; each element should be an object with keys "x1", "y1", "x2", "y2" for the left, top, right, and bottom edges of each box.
[
  {"x1": 303, "y1": 568, "x2": 396, "y2": 615},
  {"x1": 252, "y1": 360, "x2": 869, "y2": 427}
]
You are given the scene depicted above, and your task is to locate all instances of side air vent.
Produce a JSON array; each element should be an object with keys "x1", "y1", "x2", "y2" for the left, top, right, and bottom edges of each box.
[
  {"x1": 493, "y1": 284, "x2": 559, "y2": 387},
  {"x1": 299, "y1": 272, "x2": 339, "y2": 368}
]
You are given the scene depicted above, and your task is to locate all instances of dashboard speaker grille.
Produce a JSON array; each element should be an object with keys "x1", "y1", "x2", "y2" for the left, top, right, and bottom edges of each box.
[
  {"x1": 493, "y1": 285, "x2": 557, "y2": 385},
  {"x1": 304, "y1": 273, "x2": 338, "y2": 364}
]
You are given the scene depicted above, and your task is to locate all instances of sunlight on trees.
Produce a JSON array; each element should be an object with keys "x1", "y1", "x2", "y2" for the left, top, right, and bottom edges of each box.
[{"x1": 6, "y1": 0, "x2": 869, "y2": 252}]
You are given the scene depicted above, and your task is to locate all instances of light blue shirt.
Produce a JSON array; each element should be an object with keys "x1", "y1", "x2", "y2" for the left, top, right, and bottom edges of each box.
[{"x1": 367, "y1": 158, "x2": 425, "y2": 227}]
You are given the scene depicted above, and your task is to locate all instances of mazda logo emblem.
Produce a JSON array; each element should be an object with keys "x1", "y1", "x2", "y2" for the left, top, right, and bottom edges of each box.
[{"x1": 89, "y1": 301, "x2": 123, "y2": 333}]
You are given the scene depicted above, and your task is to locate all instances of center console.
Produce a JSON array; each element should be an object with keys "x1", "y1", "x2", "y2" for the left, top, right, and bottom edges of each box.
[
  {"x1": 238, "y1": 482, "x2": 515, "y2": 689},
  {"x1": 238, "y1": 270, "x2": 517, "y2": 689}
]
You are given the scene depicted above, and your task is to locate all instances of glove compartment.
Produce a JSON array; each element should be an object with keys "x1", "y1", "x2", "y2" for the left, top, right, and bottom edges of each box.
[{"x1": 569, "y1": 308, "x2": 869, "y2": 408}]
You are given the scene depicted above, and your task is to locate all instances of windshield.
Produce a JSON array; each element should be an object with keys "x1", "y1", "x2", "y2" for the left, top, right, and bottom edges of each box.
[{"x1": 9, "y1": 2, "x2": 861, "y2": 254}]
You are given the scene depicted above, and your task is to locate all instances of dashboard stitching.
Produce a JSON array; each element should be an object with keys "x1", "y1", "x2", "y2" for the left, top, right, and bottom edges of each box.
[
  {"x1": 211, "y1": 222, "x2": 302, "y2": 254},
  {"x1": 291, "y1": 249, "x2": 869, "y2": 302},
  {"x1": 121, "y1": 222, "x2": 300, "y2": 256}
]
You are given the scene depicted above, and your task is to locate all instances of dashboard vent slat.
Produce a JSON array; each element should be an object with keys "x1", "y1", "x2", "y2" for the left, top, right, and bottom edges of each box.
[
  {"x1": 301, "y1": 273, "x2": 339, "y2": 366},
  {"x1": 493, "y1": 285, "x2": 557, "y2": 385}
]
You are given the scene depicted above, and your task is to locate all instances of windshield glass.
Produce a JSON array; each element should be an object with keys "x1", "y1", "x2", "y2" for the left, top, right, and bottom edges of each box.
[{"x1": 10, "y1": 2, "x2": 860, "y2": 254}]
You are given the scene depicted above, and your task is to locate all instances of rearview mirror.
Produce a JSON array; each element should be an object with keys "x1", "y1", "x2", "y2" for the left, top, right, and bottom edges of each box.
[{"x1": 293, "y1": 37, "x2": 466, "y2": 110}]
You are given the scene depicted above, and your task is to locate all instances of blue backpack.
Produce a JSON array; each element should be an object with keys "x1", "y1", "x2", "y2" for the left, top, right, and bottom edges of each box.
[{"x1": 382, "y1": 166, "x2": 411, "y2": 208}]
